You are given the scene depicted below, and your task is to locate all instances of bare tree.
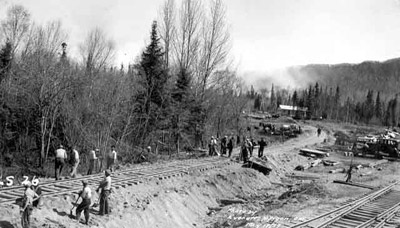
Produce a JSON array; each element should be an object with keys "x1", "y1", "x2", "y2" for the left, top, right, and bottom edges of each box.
[
  {"x1": 80, "y1": 28, "x2": 115, "y2": 76},
  {"x1": 1, "y1": 5, "x2": 31, "y2": 54},
  {"x1": 196, "y1": 0, "x2": 230, "y2": 97},
  {"x1": 174, "y1": 0, "x2": 202, "y2": 72},
  {"x1": 158, "y1": 0, "x2": 176, "y2": 69}
]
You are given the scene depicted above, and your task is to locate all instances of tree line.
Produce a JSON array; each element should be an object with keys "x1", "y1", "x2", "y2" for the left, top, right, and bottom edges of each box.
[
  {"x1": 252, "y1": 82, "x2": 400, "y2": 127},
  {"x1": 0, "y1": 0, "x2": 249, "y2": 170}
]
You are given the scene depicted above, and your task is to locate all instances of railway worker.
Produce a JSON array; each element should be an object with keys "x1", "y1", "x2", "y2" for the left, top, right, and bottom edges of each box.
[
  {"x1": 345, "y1": 165, "x2": 354, "y2": 183},
  {"x1": 87, "y1": 149, "x2": 98, "y2": 175},
  {"x1": 221, "y1": 136, "x2": 228, "y2": 156},
  {"x1": 32, "y1": 182, "x2": 42, "y2": 208},
  {"x1": 250, "y1": 138, "x2": 256, "y2": 157},
  {"x1": 20, "y1": 181, "x2": 39, "y2": 228},
  {"x1": 241, "y1": 140, "x2": 250, "y2": 163},
  {"x1": 76, "y1": 180, "x2": 92, "y2": 225},
  {"x1": 70, "y1": 146, "x2": 80, "y2": 178},
  {"x1": 209, "y1": 136, "x2": 217, "y2": 156},
  {"x1": 258, "y1": 138, "x2": 267, "y2": 158},
  {"x1": 227, "y1": 136, "x2": 234, "y2": 158},
  {"x1": 96, "y1": 170, "x2": 112, "y2": 215},
  {"x1": 106, "y1": 145, "x2": 117, "y2": 172},
  {"x1": 55, "y1": 144, "x2": 68, "y2": 180}
]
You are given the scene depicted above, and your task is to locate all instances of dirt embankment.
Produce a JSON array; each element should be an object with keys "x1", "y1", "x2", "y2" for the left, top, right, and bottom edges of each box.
[
  {"x1": 0, "y1": 122, "x2": 331, "y2": 228},
  {"x1": 0, "y1": 165, "x2": 274, "y2": 228}
]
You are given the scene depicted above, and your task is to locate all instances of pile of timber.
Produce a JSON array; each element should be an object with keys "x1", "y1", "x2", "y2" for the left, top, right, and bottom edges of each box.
[
  {"x1": 333, "y1": 180, "x2": 375, "y2": 189},
  {"x1": 285, "y1": 171, "x2": 320, "y2": 180},
  {"x1": 299, "y1": 148, "x2": 329, "y2": 158},
  {"x1": 248, "y1": 157, "x2": 273, "y2": 175}
]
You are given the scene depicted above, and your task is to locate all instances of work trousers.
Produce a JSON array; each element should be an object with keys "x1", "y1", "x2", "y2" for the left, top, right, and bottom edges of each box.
[
  {"x1": 76, "y1": 198, "x2": 91, "y2": 224},
  {"x1": 106, "y1": 159, "x2": 114, "y2": 172},
  {"x1": 70, "y1": 160, "x2": 79, "y2": 178},
  {"x1": 87, "y1": 159, "x2": 96, "y2": 175},
  {"x1": 21, "y1": 206, "x2": 32, "y2": 228},
  {"x1": 99, "y1": 190, "x2": 110, "y2": 215},
  {"x1": 55, "y1": 158, "x2": 65, "y2": 180},
  {"x1": 258, "y1": 148, "x2": 264, "y2": 158},
  {"x1": 228, "y1": 147, "x2": 233, "y2": 157}
]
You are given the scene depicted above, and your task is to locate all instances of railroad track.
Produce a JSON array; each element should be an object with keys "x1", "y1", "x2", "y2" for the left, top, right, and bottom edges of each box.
[
  {"x1": 0, "y1": 157, "x2": 232, "y2": 205},
  {"x1": 290, "y1": 181, "x2": 400, "y2": 228}
]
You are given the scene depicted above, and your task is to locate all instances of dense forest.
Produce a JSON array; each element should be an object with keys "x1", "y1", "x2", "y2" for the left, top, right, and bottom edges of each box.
[
  {"x1": 252, "y1": 82, "x2": 399, "y2": 127},
  {"x1": 0, "y1": 0, "x2": 250, "y2": 170}
]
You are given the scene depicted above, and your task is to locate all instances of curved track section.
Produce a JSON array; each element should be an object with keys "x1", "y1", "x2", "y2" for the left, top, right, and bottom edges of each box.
[
  {"x1": 0, "y1": 157, "x2": 231, "y2": 205},
  {"x1": 291, "y1": 181, "x2": 400, "y2": 228}
]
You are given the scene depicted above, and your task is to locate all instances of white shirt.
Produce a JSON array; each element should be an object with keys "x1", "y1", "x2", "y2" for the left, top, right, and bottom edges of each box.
[
  {"x1": 80, "y1": 186, "x2": 92, "y2": 200},
  {"x1": 108, "y1": 150, "x2": 117, "y2": 160},
  {"x1": 89, "y1": 150, "x2": 97, "y2": 160},
  {"x1": 56, "y1": 148, "x2": 67, "y2": 159},
  {"x1": 101, "y1": 176, "x2": 111, "y2": 190},
  {"x1": 73, "y1": 149, "x2": 79, "y2": 161}
]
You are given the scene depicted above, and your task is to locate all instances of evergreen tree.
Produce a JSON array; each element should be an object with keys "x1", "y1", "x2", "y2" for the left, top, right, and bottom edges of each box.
[
  {"x1": 292, "y1": 90, "x2": 298, "y2": 107},
  {"x1": 171, "y1": 68, "x2": 191, "y2": 152},
  {"x1": 270, "y1": 84, "x2": 276, "y2": 111},
  {"x1": 254, "y1": 94, "x2": 261, "y2": 110},
  {"x1": 0, "y1": 41, "x2": 12, "y2": 84},
  {"x1": 375, "y1": 91, "x2": 382, "y2": 119},
  {"x1": 334, "y1": 86, "x2": 340, "y2": 120},
  {"x1": 365, "y1": 90, "x2": 374, "y2": 123},
  {"x1": 134, "y1": 21, "x2": 170, "y2": 144}
]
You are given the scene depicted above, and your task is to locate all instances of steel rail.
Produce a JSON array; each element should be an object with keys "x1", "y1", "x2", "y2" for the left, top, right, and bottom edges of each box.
[
  {"x1": 290, "y1": 181, "x2": 400, "y2": 228},
  {"x1": 0, "y1": 157, "x2": 231, "y2": 205}
]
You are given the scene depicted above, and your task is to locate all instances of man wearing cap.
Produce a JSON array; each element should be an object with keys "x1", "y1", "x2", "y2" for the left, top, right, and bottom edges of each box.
[
  {"x1": 20, "y1": 181, "x2": 38, "y2": 228},
  {"x1": 76, "y1": 180, "x2": 92, "y2": 225},
  {"x1": 87, "y1": 148, "x2": 98, "y2": 175},
  {"x1": 106, "y1": 146, "x2": 117, "y2": 172},
  {"x1": 55, "y1": 145, "x2": 67, "y2": 180},
  {"x1": 96, "y1": 170, "x2": 112, "y2": 215}
]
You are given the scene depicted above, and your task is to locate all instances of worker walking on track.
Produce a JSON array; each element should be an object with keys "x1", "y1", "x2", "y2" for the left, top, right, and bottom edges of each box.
[
  {"x1": 20, "y1": 181, "x2": 38, "y2": 228},
  {"x1": 107, "y1": 145, "x2": 117, "y2": 172},
  {"x1": 96, "y1": 170, "x2": 112, "y2": 215},
  {"x1": 70, "y1": 146, "x2": 79, "y2": 178},
  {"x1": 76, "y1": 180, "x2": 92, "y2": 225},
  {"x1": 227, "y1": 137, "x2": 234, "y2": 158},
  {"x1": 55, "y1": 145, "x2": 67, "y2": 180},
  {"x1": 87, "y1": 148, "x2": 97, "y2": 175}
]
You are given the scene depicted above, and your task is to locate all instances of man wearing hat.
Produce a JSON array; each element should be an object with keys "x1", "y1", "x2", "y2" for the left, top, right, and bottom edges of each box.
[
  {"x1": 20, "y1": 181, "x2": 38, "y2": 228},
  {"x1": 76, "y1": 180, "x2": 92, "y2": 225},
  {"x1": 87, "y1": 148, "x2": 98, "y2": 175},
  {"x1": 55, "y1": 144, "x2": 67, "y2": 180},
  {"x1": 96, "y1": 170, "x2": 112, "y2": 215}
]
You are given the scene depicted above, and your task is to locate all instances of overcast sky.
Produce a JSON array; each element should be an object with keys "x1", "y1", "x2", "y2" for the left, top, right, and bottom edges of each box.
[{"x1": 2, "y1": 0, "x2": 400, "y2": 73}]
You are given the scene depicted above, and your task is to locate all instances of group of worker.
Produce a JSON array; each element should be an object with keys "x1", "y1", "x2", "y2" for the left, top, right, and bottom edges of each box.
[
  {"x1": 240, "y1": 137, "x2": 268, "y2": 163},
  {"x1": 20, "y1": 169, "x2": 113, "y2": 227},
  {"x1": 55, "y1": 145, "x2": 118, "y2": 180},
  {"x1": 209, "y1": 135, "x2": 268, "y2": 162},
  {"x1": 75, "y1": 169, "x2": 112, "y2": 225},
  {"x1": 209, "y1": 136, "x2": 235, "y2": 157}
]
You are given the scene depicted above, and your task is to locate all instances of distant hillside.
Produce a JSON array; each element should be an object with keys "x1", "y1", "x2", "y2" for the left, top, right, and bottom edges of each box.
[{"x1": 287, "y1": 58, "x2": 400, "y2": 101}]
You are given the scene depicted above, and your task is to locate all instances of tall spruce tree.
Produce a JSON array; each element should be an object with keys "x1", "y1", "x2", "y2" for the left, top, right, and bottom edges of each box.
[
  {"x1": 171, "y1": 68, "x2": 191, "y2": 152},
  {"x1": 375, "y1": 91, "x2": 382, "y2": 119},
  {"x1": 135, "y1": 21, "x2": 170, "y2": 144},
  {"x1": 0, "y1": 41, "x2": 12, "y2": 84}
]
